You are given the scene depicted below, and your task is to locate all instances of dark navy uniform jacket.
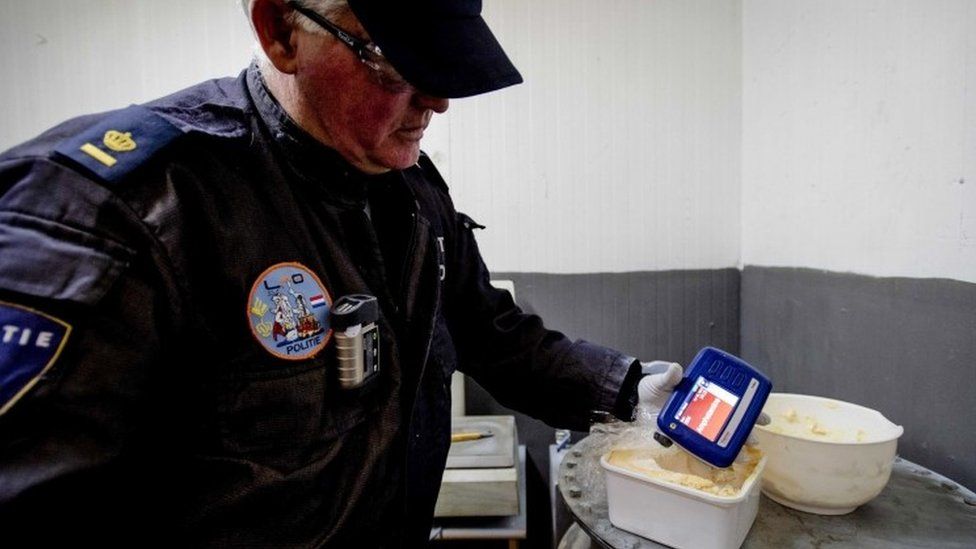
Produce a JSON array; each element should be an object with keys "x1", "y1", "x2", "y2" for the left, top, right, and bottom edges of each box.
[{"x1": 0, "y1": 65, "x2": 639, "y2": 546}]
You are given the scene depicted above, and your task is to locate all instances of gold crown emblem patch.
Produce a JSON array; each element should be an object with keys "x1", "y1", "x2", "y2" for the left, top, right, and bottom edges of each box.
[{"x1": 103, "y1": 130, "x2": 137, "y2": 152}]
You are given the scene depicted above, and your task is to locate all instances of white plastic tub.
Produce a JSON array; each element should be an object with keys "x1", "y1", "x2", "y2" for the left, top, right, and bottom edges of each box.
[{"x1": 601, "y1": 450, "x2": 766, "y2": 549}]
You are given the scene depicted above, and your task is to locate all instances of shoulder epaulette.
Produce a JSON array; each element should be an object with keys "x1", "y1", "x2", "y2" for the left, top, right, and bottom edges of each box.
[{"x1": 53, "y1": 104, "x2": 183, "y2": 184}]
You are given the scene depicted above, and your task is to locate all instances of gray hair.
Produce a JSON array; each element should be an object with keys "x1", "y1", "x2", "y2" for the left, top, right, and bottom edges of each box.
[
  {"x1": 242, "y1": 0, "x2": 353, "y2": 72},
  {"x1": 242, "y1": 0, "x2": 352, "y2": 34}
]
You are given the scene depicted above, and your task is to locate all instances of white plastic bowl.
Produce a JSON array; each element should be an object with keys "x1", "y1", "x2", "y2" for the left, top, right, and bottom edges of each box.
[
  {"x1": 753, "y1": 393, "x2": 904, "y2": 515},
  {"x1": 601, "y1": 451, "x2": 766, "y2": 549}
]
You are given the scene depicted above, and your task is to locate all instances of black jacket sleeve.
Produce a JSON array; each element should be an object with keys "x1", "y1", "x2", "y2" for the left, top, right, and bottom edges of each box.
[
  {"x1": 0, "y1": 157, "x2": 182, "y2": 540},
  {"x1": 445, "y1": 211, "x2": 640, "y2": 431}
]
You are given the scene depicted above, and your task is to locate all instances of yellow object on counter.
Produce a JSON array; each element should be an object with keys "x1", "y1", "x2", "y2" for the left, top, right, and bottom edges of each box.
[
  {"x1": 450, "y1": 431, "x2": 493, "y2": 443},
  {"x1": 606, "y1": 445, "x2": 763, "y2": 497}
]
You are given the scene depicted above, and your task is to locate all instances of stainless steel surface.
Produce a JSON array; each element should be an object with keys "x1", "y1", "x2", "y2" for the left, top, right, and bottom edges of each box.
[
  {"x1": 558, "y1": 523, "x2": 599, "y2": 549},
  {"x1": 446, "y1": 415, "x2": 516, "y2": 469},
  {"x1": 431, "y1": 446, "x2": 528, "y2": 541},
  {"x1": 558, "y1": 430, "x2": 976, "y2": 548}
]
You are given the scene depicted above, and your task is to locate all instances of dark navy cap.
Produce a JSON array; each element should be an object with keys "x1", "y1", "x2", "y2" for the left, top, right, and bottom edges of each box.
[{"x1": 347, "y1": 0, "x2": 523, "y2": 98}]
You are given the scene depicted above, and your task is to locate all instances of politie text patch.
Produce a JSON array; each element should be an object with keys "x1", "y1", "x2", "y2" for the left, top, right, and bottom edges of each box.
[
  {"x1": 247, "y1": 262, "x2": 333, "y2": 360},
  {"x1": 0, "y1": 301, "x2": 72, "y2": 415}
]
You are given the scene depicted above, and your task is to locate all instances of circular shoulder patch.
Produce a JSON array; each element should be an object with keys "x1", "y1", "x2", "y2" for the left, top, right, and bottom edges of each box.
[{"x1": 247, "y1": 262, "x2": 333, "y2": 360}]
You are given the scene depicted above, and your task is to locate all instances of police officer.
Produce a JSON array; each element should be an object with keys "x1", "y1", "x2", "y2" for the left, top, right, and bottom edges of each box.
[{"x1": 0, "y1": 0, "x2": 672, "y2": 545}]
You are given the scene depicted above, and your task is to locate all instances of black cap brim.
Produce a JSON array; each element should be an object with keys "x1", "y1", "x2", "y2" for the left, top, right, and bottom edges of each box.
[{"x1": 349, "y1": 3, "x2": 524, "y2": 98}]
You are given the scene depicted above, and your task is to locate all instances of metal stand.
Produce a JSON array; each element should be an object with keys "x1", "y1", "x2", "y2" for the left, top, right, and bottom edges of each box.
[
  {"x1": 557, "y1": 430, "x2": 976, "y2": 548},
  {"x1": 431, "y1": 446, "x2": 528, "y2": 547}
]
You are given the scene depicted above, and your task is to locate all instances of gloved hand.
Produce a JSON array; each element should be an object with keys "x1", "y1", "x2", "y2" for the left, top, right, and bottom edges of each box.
[
  {"x1": 637, "y1": 361, "x2": 683, "y2": 411},
  {"x1": 636, "y1": 360, "x2": 771, "y2": 466},
  {"x1": 734, "y1": 412, "x2": 771, "y2": 463}
]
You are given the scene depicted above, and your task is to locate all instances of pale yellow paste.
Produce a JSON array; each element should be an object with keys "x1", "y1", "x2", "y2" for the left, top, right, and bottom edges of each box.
[
  {"x1": 762, "y1": 408, "x2": 867, "y2": 442},
  {"x1": 607, "y1": 446, "x2": 761, "y2": 497}
]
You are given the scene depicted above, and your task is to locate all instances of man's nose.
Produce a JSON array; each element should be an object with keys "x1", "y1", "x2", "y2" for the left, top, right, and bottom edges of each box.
[{"x1": 413, "y1": 92, "x2": 449, "y2": 114}]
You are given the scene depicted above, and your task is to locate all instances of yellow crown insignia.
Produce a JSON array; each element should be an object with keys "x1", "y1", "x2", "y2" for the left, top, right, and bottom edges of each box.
[
  {"x1": 103, "y1": 130, "x2": 137, "y2": 152},
  {"x1": 250, "y1": 297, "x2": 270, "y2": 318}
]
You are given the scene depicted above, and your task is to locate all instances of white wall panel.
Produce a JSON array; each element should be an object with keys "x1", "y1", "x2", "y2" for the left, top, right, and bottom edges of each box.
[
  {"x1": 0, "y1": 1, "x2": 253, "y2": 147},
  {"x1": 426, "y1": 0, "x2": 742, "y2": 273},
  {"x1": 0, "y1": 0, "x2": 742, "y2": 274},
  {"x1": 742, "y1": 0, "x2": 976, "y2": 283},
  {"x1": 10, "y1": 2, "x2": 971, "y2": 280}
]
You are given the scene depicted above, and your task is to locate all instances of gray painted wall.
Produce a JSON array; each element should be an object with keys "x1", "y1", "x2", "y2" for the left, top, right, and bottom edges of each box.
[
  {"x1": 493, "y1": 269, "x2": 741, "y2": 363},
  {"x1": 462, "y1": 266, "x2": 976, "y2": 544},
  {"x1": 741, "y1": 266, "x2": 976, "y2": 489},
  {"x1": 463, "y1": 269, "x2": 742, "y2": 516}
]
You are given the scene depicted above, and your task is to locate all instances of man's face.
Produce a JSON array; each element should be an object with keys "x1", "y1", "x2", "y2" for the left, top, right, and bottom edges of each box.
[{"x1": 292, "y1": 13, "x2": 449, "y2": 173}]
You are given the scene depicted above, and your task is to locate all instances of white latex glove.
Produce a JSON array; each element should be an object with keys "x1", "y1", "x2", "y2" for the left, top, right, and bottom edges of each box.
[
  {"x1": 735, "y1": 412, "x2": 771, "y2": 463},
  {"x1": 744, "y1": 412, "x2": 771, "y2": 445},
  {"x1": 637, "y1": 361, "x2": 683, "y2": 412}
]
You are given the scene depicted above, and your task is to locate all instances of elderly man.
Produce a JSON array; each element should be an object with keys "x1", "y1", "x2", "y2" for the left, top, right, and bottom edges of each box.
[{"x1": 0, "y1": 0, "x2": 666, "y2": 545}]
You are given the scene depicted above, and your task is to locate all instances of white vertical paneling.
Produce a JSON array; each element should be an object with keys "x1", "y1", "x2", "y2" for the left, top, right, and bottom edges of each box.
[
  {"x1": 425, "y1": 0, "x2": 742, "y2": 273},
  {"x1": 0, "y1": 0, "x2": 253, "y2": 148},
  {"x1": 0, "y1": 0, "x2": 742, "y2": 275},
  {"x1": 742, "y1": 0, "x2": 976, "y2": 283}
]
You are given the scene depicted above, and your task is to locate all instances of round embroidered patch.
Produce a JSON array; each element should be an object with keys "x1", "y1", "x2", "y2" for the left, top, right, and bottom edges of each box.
[{"x1": 247, "y1": 262, "x2": 333, "y2": 360}]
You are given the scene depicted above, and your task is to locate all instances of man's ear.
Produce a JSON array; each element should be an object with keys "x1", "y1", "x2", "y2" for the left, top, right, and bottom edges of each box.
[{"x1": 251, "y1": 0, "x2": 300, "y2": 74}]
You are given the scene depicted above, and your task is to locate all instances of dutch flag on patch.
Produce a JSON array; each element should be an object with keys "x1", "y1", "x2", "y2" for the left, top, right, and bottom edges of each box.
[{"x1": 310, "y1": 295, "x2": 327, "y2": 309}]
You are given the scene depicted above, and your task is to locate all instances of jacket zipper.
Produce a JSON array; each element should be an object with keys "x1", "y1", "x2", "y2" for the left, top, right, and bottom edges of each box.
[
  {"x1": 398, "y1": 207, "x2": 418, "y2": 320},
  {"x1": 401, "y1": 214, "x2": 443, "y2": 530}
]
